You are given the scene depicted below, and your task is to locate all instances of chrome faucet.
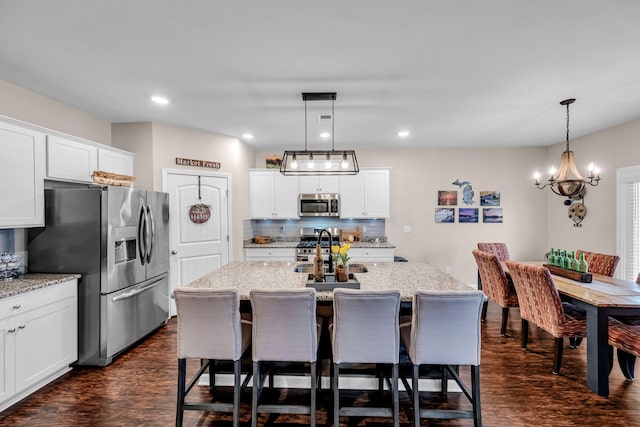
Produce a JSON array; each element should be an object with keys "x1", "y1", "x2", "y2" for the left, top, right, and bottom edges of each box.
[{"x1": 317, "y1": 228, "x2": 334, "y2": 273}]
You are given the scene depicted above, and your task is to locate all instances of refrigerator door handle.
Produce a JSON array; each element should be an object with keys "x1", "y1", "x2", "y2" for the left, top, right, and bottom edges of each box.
[
  {"x1": 138, "y1": 206, "x2": 147, "y2": 265},
  {"x1": 146, "y1": 205, "x2": 155, "y2": 264}
]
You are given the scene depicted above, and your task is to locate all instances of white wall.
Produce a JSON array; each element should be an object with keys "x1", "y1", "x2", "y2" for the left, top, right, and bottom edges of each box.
[
  {"x1": 111, "y1": 122, "x2": 154, "y2": 190},
  {"x1": 256, "y1": 147, "x2": 549, "y2": 284},
  {"x1": 544, "y1": 117, "x2": 640, "y2": 256},
  {"x1": 0, "y1": 79, "x2": 111, "y2": 145},
  {"x1": 150, "y1": 123, "x2": 255, "y2": 262}
]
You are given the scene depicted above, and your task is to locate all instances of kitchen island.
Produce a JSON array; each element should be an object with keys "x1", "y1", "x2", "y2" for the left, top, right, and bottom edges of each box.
[{"x1": 187, "y1": 261, "x2": 470, "y2": 300}]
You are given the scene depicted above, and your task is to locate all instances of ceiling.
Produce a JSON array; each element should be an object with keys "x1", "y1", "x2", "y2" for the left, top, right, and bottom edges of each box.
[{"x1": 2, "y1": 1, "x2": 640, "y2": 152}]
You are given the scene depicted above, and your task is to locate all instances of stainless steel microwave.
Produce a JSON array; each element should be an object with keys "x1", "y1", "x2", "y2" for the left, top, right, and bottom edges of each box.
[{"x1": 298, "y1": 193, "x2": 340, "y2": 217}]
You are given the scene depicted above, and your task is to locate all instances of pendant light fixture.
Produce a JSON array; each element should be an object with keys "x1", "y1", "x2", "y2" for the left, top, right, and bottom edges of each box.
[
  {"x1": 280, "y1": 92, "x2": 359, "y2": 175},
  {"x1": 534, "y1": 98, "x2": 600, "y2": 197}
]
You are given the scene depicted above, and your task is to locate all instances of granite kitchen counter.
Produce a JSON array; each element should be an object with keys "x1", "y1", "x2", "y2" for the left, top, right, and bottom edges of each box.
[
  {"x1": 0, "y1": 273, "x2": 81, "y2": 299},
  {"x1": 187, "y1": 261, "x2": 470, "y2": 301}
]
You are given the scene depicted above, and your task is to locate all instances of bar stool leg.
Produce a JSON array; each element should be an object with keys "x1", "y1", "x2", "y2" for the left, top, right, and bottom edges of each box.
[
  {"x1": 176, "y1": 359, "x2": 186, "y2": 427},
  {"x1": 333, "y1": 363, "x2": 340, "y2": 427}
]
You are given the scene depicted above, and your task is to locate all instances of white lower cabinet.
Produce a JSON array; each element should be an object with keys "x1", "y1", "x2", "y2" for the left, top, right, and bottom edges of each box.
[
  {"x1": 244, "y1": 247, "x2": 296, "y2": 262},
  {"x1": 0, "y1": 279, "x2": 78, "y2": 412},
  {"x1": 348, "y1": 247, "x2": 395, "y2": 263}
]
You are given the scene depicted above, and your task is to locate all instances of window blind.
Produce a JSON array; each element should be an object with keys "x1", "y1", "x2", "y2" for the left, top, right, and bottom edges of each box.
[{"x1": 618, "y1": 164, "x2": 640, "y2": 282}]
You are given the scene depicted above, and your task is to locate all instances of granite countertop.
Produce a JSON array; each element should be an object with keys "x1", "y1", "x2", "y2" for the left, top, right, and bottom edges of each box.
[
  {"x1": 0, "y1": 273, "x2": 81, "y2": 299},
  {"x1": 243, "y1": 241, "x2": 396, "y2": 249},
  {"x1": 187, "y1": 261, "x2": 469, "y2": 301}
]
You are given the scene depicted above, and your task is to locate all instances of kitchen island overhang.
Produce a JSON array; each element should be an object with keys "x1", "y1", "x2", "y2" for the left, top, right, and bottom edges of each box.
[{"x1": 185, "y1": 261, "x2": 472, "y2": 300}]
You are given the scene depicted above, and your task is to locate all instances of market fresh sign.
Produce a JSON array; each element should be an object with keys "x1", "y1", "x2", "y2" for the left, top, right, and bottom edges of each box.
[{"x1": 176, "y1": 157, "x2": 221, "y2": 169}]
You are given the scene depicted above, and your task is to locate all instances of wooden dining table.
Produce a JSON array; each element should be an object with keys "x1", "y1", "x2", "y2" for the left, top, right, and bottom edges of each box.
[{"x1": 503, "y1": 261, "x2": 640, "y2": 397}]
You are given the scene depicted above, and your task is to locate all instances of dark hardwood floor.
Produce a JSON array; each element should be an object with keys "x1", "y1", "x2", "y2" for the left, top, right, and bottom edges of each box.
[{"x1": 1, "y1": 302, "x2": 639, "y2": 426}]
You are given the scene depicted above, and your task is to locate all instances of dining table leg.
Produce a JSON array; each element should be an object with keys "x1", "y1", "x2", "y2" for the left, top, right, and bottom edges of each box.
[{"x1": 583, "y1": 304, "x2": 610, "y2": 397}]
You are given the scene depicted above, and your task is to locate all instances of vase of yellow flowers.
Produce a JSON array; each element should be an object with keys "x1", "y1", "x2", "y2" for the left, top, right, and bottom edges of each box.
[{"x1": 331, "y1": 243, "x2": 351, "y2": 282}]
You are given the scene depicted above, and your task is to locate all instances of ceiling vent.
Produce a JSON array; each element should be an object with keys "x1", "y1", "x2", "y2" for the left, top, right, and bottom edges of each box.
[{"x1": 318, "y1": 114, "x2": 333, "y2": 125}]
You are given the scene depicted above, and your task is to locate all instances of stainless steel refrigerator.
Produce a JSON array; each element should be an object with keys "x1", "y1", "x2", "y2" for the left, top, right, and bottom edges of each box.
[{"x1": 28, "y1": 186, "x2": 170, "y2": 366}]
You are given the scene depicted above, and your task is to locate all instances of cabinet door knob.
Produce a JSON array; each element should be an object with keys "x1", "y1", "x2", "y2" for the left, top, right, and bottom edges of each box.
[
  {"x1": 18, "y1": 325, "x2": 25, "y2": 329},
  {"x1": 171, "y1": 250, "x2": 178, "y2": 255},
  {"x1": 8, "y1": 328, "x2": 15, "y2": 333},
  {"x1": 13, "y1": 304, "x2": 21, "y2": 309}
]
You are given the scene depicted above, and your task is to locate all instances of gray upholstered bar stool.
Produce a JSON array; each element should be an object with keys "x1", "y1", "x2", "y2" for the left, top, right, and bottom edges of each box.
[
  {"x1": 331, "y1": 288, "x2": 401, "y2": 427},
  {"x1": 174, "y1": 288, "x2": 252, "y2": 427},
  {"x1": 400, "y1": 290, "x2": 486, "y2": 427},
  {"x1": 250, "y1": 288, "x2": 320, "y2": 427}
]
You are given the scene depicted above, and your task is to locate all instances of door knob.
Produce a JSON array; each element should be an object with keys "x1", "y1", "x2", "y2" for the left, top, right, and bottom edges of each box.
[{"x1": 171, "y1": 250, "x2": 178, "y2": 255}]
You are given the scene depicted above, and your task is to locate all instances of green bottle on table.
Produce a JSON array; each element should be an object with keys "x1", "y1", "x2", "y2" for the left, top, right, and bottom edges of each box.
[
  {"x1": 570, "y1": 251, "x2": 578, "y2": 271},
  {"x1": 548, "y1": 248, "x2": 556, "y2": 266},
  {"x1": 577, "y1": 252, "x2": 588, "y2": 273}
]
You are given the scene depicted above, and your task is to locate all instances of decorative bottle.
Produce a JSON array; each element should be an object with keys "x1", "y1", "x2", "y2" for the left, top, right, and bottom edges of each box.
[
  {"x1": 313, "y1": 245, "x2": 324, "y2": 282},
  {"x1": 548, "y1": 248, "x2": 556, "y2": 266},
  {"x1": 577, "y1": 252, "x2": 588, "y2": 273},
  {"x1": 570, "y1": 251, "x2": 578, "y2": 271},
  {"x1": 561, "y1": 250, "x2": 569, "y2": 269}
]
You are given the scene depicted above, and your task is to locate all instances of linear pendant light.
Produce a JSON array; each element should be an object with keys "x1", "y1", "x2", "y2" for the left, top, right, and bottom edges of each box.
[{"x1": 280, "y1": 92, "x2": 359, "y2": 175}]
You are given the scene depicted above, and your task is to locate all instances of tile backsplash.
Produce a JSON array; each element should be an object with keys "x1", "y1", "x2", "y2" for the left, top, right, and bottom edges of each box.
[{"x1": 245, "y1": 218, "x2": 386, "y2": 242}]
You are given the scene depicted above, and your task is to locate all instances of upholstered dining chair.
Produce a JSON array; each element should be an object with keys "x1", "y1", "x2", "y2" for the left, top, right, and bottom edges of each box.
[
  {"x1": 472, "y1": 250, "x2": 518, "y2": 336},
  {"x1": 331, "y1": 288, "x2": 401, "y2": 427},
  {"x1": 476, "y1": 243, "x2": 510, "y2": 317},
  {"x1": 477, "y1": 242, "x2": 510, "y2": 262},
  {"x1": 250, "y1": 288, "x2": 320, "y2": 427},
  {"x1": 575, "y1": 250, "x2": 620, "y2": 277},
  {"x1": 174, "y1": 288, "x2": 252, "y2": 427},
  {"x1": 400, "y1": 290, "x2": 486, "y2": 427},
  {"x1": 608, "y1": 319, "x2": 640, "y2": 381},
  {"x1": 505, "y1": 261, "x2": 587, "y2": 375}
]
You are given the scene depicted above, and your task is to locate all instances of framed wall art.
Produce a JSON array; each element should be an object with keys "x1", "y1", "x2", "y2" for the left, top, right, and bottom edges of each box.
[
  {"x1": 480, "y1": 191, "x2": 500, "y2": 206},
  {"x1": 438, "y1": 190, "x2": 457, "y2": 206},
  {"x1": 435, "y1": 208, "x2": 455, "y2": 223},
  {"x1": 483, "y1": 208, "x2": 503, "y2": 223},
  {"x1": 459, "y1": 208, "x2": 479, "y2": 223}
]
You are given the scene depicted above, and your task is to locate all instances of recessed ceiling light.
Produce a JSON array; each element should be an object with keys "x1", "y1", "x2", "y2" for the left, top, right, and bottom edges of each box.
[
  {"x1": 398, "y1": 130, "x2": 410, "y2": 137},
  {"x1": 151, "y1": 95, "x2": 169, "y2": 105},
  {"x1": 242, "y1": 133, "x2": 254, "y2": 140},
  {"x1": 320, "y1": 132, "x2": 330, "y2": 138}
]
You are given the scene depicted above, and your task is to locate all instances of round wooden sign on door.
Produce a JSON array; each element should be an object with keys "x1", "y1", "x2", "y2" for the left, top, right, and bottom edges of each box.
[{"x1": 189, "y1": 203, "x2": 212, "y2": 224}]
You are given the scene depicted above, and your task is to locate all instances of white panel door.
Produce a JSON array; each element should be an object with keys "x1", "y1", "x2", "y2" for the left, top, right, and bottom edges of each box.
[{"x1": 165, "y1": 171, "x2": 230, "y2": 316}]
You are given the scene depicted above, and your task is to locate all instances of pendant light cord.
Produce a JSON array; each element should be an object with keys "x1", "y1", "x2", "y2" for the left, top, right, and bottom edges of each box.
[
  {"x1": 565, "y1": 101, "x2": 570, "y2": 152},
  {"x1": 304, "y1": 98, "x2": 308, "y2": 151},
  {"x1": 332, "y1": 98, "x2": 335, "y2": 152}
]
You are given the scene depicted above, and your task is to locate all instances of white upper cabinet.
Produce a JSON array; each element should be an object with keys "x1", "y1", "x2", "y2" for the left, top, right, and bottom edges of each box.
[
  {"x1": 249, "y1": 170, "x2": 298, "y2": 218},
  {"x1": 299, "y1": 176, "x2": 340, "y2": 194},
  {"x1": 340, "y1": 169, "x2": 390, "y2": 218},
  {"x1": 47, "y1": 136, "x2": 134, "y2": 183},
  {"x1": 98, "y1": 148, "x2": 134, "y2": 176},
  {"x1": 0, "y1": 121, "x2": 46, "y2": 227},
  {"x1": 47, "y1": 135, "x2": 98, "y2": 183}
]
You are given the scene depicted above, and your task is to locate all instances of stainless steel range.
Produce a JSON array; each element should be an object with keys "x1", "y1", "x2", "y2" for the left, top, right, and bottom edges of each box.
[{"x1": 296, "y1": 227, "x2": 341, "y2": 262}]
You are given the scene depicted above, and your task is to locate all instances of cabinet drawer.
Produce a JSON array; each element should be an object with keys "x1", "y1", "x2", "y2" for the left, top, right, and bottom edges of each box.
[
  {"x1": 0, "y1": 279, "x2": 77, "y2": 321},
  {"x1": 244, "y1": 248, "x2": 295, "y2": 261},
  {"x1": 348, "y1": 248, "x2": 395, "y2": 262}
]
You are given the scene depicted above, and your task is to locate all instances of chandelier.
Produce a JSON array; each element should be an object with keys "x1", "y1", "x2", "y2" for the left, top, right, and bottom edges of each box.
[
  {"x1": 534, "y1": 98, "x2": 600, "y2": 197},
  {"x1": 280, "y1": 92, "x2": 359, "y2": 175}
]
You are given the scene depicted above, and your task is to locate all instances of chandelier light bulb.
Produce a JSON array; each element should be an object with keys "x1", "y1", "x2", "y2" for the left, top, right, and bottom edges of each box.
[
  {"x1": 593, "y1": 166, "x2": 600, "y2": 175},
  {"x1": 549, "y1": 166, "x2": 557, "y2": 177},
  {"x1": 290, "y1": 154, "x2": 298, "y2": 169},
  {"x1": 325, "y1": 153, "x2": 332, "y2": 169},
  {"x1": 533, "y1": 172, "x2": 541, "y2": 184},
  {"x1": 308, "y1": 153, "x2": 314, "y2": 169},
  {"x1": 341, "y1": 153, "x2": 349, "y2": 169},
  {"x1": 588, "y1": 162, "x2": 595, "y2": 171}
]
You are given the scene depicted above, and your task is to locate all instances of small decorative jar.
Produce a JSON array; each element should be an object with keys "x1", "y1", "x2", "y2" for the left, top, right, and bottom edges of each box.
[{"x1": 336, "y1": 265, "x2": 348, "y2": 282}]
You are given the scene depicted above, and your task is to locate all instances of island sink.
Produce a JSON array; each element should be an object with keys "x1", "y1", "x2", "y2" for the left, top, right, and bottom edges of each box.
[{"x1": 294, "y1": 263, "x2": 368, "y2": 274}]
